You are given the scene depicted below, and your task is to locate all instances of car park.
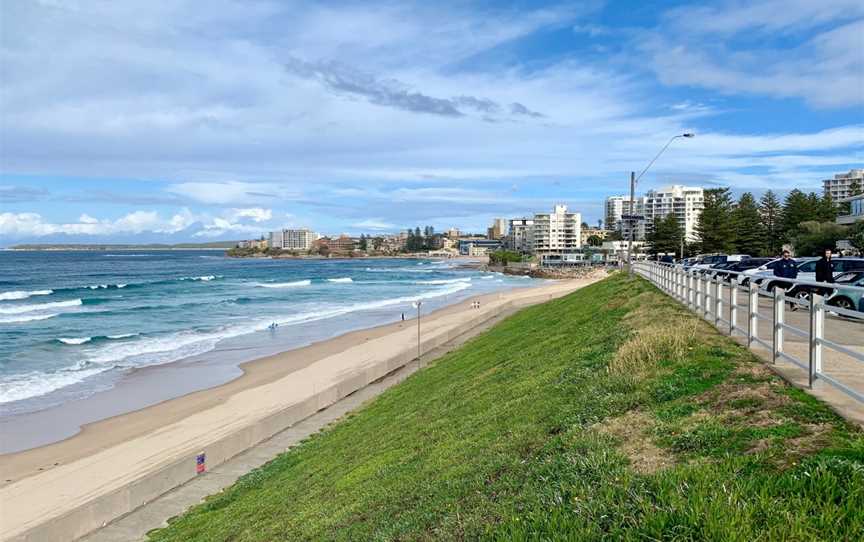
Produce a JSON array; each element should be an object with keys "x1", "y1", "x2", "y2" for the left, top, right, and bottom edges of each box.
[
  {"x1": 825, "y1": 271, "x2": 864, "y2": 316},
  {"x1": 711, "y1": 258, "x2": 773, "y2": 282}
]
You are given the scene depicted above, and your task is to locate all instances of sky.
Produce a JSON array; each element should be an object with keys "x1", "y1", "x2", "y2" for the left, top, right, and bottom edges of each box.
[{"x1": 1, "y1": 0, "x2": 862, "y2": 244}]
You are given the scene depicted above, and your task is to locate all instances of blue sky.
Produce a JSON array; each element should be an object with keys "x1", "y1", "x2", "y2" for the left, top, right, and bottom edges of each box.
[{"x1": 1, "y1": 0, "x2": 862, "y2": 244}]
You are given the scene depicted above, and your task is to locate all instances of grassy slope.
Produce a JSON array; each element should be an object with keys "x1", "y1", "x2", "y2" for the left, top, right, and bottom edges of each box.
[{"x1": 149, "y1": 274, "x2": 864, "y2": 541}]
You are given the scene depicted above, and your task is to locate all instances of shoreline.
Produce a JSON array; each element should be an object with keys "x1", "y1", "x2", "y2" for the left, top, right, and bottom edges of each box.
[
  {"x1": 0, "y1": 276, "x2": 601, "y2": 542},
  {"x1": 0, "y1": 278, "x2": 579, "y2": 484}
]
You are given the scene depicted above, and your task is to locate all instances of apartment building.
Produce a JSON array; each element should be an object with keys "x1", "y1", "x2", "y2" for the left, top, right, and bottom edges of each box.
[
  {"x1": 604, "y1": 195, "x2": 636, "y2": 231},
  {"x1": 823, "y1": 169, "x2": 864, "y2": 202},
  {"x1": 487, "y1": 218, "x2": 507, "y2": 240},
  {"x1": 531, "y1": 205, "x2": 582, "y2": 257},
  {"x1": 505, "y1": 218, "x2": 534, "y2": 253},
  {"x1": 614, "y1": 185, "x2": 704, "y2": 243},
  {"x1": 269, "y1": 228, "x2": 317, "y2": 251}
]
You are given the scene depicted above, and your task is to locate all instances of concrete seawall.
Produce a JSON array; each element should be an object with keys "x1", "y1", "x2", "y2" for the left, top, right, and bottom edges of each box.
[{"x1": 4, "y1": 283, "x2": 583, "y2": 542}]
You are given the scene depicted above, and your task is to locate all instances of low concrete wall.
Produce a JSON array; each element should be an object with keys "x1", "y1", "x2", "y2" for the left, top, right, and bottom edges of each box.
[{"x1": 11, "y1": 296, "x2": 545, "y2": 542}]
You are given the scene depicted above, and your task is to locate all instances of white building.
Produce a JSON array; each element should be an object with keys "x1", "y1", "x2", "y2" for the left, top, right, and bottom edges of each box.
[
  {"x1": 823, "y1": 169, "x2": 864, "y2": 202},
  {"x1": 604, "y1": 195, "x2": 636, "y2": 231},
  {"x1": 613, "y1": 185, "x2": 704, "y2": 243},
  {"x1": 269, "y1": 228, "x2": 318, "y2": 251},
  {"x1": 531, "y1": 205, "x2": 582, "y2": 257},
  {"x1": 487, "y1": 218, "x2": 507, "y2": 239},
  {"x1": 505, "y1": 218, "x2": 534, "y2": 252}
]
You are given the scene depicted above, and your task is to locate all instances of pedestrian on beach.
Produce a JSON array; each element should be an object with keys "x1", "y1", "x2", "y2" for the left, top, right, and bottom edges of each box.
[{"x1": 401, "y1": 312, "x2": 405, "y2": 321}]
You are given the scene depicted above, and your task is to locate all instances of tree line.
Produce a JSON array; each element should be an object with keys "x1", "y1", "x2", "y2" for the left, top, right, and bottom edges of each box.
[{"x1": 647, "y1": 186, "x2": 864, "y2": 257}]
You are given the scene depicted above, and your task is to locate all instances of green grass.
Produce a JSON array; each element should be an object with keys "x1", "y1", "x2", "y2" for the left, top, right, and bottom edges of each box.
[{"x1": 148, "y1": 273, "x2": 864, "y2": 541}]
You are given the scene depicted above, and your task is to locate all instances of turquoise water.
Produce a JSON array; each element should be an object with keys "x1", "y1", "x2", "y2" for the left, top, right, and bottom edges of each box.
[{"x1": 0, "y1": 251, "x2": 533, "y2": 415}]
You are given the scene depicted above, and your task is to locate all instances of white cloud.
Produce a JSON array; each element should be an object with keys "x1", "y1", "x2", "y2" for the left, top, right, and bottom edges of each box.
[
  {"x1": 351, "y1": 219, "x2": 397, "y2": 231},
  {"x1": 644, "y1": 1, "x2": 864, "y2": 108},
  {"x1": 227, "y1": 207, "x2": 273, "y2": 222}
]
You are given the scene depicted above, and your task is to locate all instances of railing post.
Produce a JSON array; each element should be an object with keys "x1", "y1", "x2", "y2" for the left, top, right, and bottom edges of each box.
[
  {"x1": 730, "y1": 277, "x2": 738, "y2": 335},
  {"x1": 809, "y1": 293, "x2": 824, "y2": 388},
  {"x1": 714, "y1": 279, "x2": 722, "y2": 327},
  {"x1": 703, "y1": 276, "x2": 710, "y2": 320},
  {"x1": 748, "y1": 281, "x2": 758, "y2": 347},
  {"x1": 773, "y1": 286, "x2": 785, "y2": 363}
]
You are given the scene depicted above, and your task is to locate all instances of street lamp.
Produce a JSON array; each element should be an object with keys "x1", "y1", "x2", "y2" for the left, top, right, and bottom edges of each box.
[{"x1": 626, "y1": 132, "x2": 695, "y2": 274}]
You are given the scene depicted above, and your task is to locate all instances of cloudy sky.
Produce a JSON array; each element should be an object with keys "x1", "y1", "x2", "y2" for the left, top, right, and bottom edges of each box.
[{"x1": 1, "y1": 0, "x2": 862, "y2": 244}]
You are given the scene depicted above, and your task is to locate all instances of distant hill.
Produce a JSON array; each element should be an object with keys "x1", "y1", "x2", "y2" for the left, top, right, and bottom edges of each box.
[{"x1": 7, "y1": 241, "x2": 239, "y2": 250}]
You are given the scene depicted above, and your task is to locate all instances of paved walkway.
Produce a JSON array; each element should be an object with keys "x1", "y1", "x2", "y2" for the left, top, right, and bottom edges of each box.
[
  {"x1": 690, "y1": 282, "x2": 864, "y2": 426},
  {"x1": 78, "y1": 305, "x2": 522, "y2": 542}
]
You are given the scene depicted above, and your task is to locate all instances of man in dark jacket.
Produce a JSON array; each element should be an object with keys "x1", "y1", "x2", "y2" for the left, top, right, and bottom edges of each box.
[
  {"x1": 773, "y1": 250, "x2": 799, "y2": 309},
  {"x1": 815, "y1": 248, "x2": 835, "y2": 283}
]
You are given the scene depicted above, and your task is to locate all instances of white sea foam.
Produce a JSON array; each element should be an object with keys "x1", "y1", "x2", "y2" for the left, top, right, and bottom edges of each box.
[
  {"x1": 106, "y1": 333, "x2": 138, "y2": 339},
  {"x1": 0, "y1": 280, "x2": 476, "y2": 403},
  {"x1": 415, "y1": 278, "x2": 472, "y2": 285},
  {"x1": 256, "y1": 280, "x2": 311, "y2": 288},
  {"x1": 0, "y1": 299, "x2": 82, "y2": 314},
  {"x1": 326, "y1": 277, "x2": 353, "y2": 283},
  {"x1": 0, "y1": 289, "x2": 53, "y2": 301},
  {"x1": 365, "y1": 267, "x2": 435, "y2": 273},
  {"x1": 179, "y1": 275, "x2": 219, "y2": 282},
  {"x1": 58, "y1": 337, "x2": 92, "y2": 345},
  {"x1": 0, "y1": 313, "x2": 59, "y2": 324}
]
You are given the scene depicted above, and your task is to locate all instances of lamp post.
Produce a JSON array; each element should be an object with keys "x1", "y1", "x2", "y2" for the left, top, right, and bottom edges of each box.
[
  {"x1": 626, "y1": 132, "x2": 695, "y2": 275},
  {"x1": 412, "y1": 300, "x2": 423, "y2": 364}
]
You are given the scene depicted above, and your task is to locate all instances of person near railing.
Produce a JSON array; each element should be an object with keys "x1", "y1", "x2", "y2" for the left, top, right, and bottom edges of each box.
[
  {"x1": 789, "y1": 248, "x2": 836, "y2": 303},
  {"x1": 774, "y1": 250, "x2": 799, "y2": 310}
]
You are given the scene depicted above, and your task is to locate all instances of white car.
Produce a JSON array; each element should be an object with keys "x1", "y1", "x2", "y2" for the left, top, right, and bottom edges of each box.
[
  {"x1": 692, "y1": 254, "x2": 750, "y2": 272},
  {"x1": 749, "y1": 257, "x2": 818, "y2": 289}
]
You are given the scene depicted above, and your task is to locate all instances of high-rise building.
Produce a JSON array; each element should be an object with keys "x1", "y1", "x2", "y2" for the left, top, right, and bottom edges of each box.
[
  {"x1": 505, "y1": 218, "x2": 534, "y2": 252},
  {"x1": 531, "y1": 205, "x2": 582, "y2": 256},
  {"x1": 269, "y1": 228, "x2": 317, "y2": 251},
  {"x1": 613, "y1": 185, "x2": 704, "y2": 243},
  {"x1": 604, "y1": 195, "x2": 636, "y2": 231},
  {"x1": 487, "y1": 218, "x2": 506, "y2": 239},
  {"x1": 823, "y1": 169, "x2": 864, "y2": 202}
]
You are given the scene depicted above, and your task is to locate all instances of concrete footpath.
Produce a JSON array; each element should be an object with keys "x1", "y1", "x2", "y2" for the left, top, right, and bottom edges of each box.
[
  {"x1": 79, "y1": 304, "x2": 520, "y2": 542},
  {"x1": 1, "y1": 278, "x2": 596, "y2": 542}
]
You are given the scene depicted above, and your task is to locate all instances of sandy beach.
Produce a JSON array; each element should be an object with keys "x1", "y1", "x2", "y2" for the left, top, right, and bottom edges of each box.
[{"x1": 0, "y1": 276, "x2": 600, "y2": 541}]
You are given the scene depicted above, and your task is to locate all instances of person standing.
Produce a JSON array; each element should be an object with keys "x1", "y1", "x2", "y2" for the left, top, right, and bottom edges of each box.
[
  {"x1": 774, "y1": 250, "x2": 799, "y2": 309},
  {"x1": 815, "y1": 248, "x2": 835, "y2": 284}
]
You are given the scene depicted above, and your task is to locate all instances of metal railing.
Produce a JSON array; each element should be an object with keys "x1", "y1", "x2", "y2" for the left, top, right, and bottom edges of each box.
[{"x1": 634, "y1": 261, "x2": 864, "y2": 403}]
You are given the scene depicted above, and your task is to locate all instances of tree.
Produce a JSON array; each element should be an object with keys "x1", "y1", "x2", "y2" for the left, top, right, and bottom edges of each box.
[
  {"x1": 696, "y1": 188, "x2": 736, "y2": 253},
  {"x1": 848, "y1": 220, "x2": 864, "y2": 253},
  {"x1": 780, "y1": 189, "x2": 816, "y2": 243},
  {"x1": 606, "y1": 230, "x2": 623, "y2": 241},
  {"x1": 358, "y1": 234, "x2": 368, "y2": 251},
  {"x1": 732, "y1": 192, "x2": 766, "y2": 256},
  {"x1": 586, "y1": 235, "x2": 603, "y2": 247},
  {"x1": 760, "y1": 190, "x2": 782, "y2": 255},
  {"x1": 818, "y1": 193, "x2": 838, "y2": 222},
  {"x1": 792, "y1": 221, "x2": 848, "y2": 257},
  {"x1": 646, "y1": 213, "x2": 683, "y2": 255}
]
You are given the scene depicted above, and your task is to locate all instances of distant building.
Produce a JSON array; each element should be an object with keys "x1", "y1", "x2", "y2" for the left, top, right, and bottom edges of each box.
[
  {"x1": 269, "y1": 228, "x2": 317, "y2": 251},
  {"x1": 458, "y1": 238, "x2": 501, "y2": 256},
  {"x1": 837, "y1": 193, "x2": 864, "y2": 225},
  {"x1": 445, "y1": 227, "x2": 461, "y2": 238},
  {"x1": 330, "y1": 235, "x2": 356, "y2": 254},
  {"x1": 581, "y1": 226, "x2": 608, "y2": 244},
  {"x1": 487, "y1": 218, "x2": 506, "y2": 240},
  {"x1": 613, "y1": 185, "x2": 704, "y2": 243},
  {"x1": 531, "y1": 204, "x2": 582, "y2": 257},
  {"x1": 505, "y1": 218, "x2": 534, "y2": 253},
  {"x1": 604, "y1": 195, "x2": 636, "y2": 231},
  {"x1": 824, "y1": 169, "x2": 864, "y2": 202}
]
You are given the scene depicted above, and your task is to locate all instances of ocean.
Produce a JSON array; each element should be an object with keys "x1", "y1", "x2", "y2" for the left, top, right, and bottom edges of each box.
[{"x1": 0, "y1": 251, "x2": 535, "y2": 418}]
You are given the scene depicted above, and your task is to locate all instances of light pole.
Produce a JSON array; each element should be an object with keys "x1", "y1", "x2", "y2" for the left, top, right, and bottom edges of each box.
[
  {"x1": 412, "y1": 300, "x2": 423, "y2": 364},
  {"x1": 626, "y1": 132, "x2": 695, "y2": 275}
]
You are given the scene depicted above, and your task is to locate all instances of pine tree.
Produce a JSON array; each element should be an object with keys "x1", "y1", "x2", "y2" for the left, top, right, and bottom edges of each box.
[
  {"x1": 732, "y1": 192, "x2": 766, "y2": 255},
  {"x1": 646, "y1": 213, "x2": 683, "y2": 256},
  {"x1": 759, "y1": 190, "x2": 782, "y2": 255},
  {"x1": 780, "y1": 190, "x2": 817, "y2": 244},
  {"x1": 696, "y1": 188, "x2": 736, "y2": 253},
  {"x1": 818, "y1": 193, "x2": 837, "y2": 222},
  {"x1": 359, "y1": 234, "x2": 368, "y2": 251}
]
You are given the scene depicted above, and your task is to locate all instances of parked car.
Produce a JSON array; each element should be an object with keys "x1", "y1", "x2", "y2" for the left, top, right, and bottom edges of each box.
[
  {"x1": 751, "y1": 257, "x2": 818, "y2": 290},
  {"x1": 712, "y1": 258, "x2": 773, "y2": 282},
  {"x1": 794, "y1": 257, "x2": 864, "y2": 282},
  {"x1": 825, "y1": 271, "x2": 864, "y2": 316},
  {"x1": 692, "y1": 254, "x2": 750, "y2": 272}
]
